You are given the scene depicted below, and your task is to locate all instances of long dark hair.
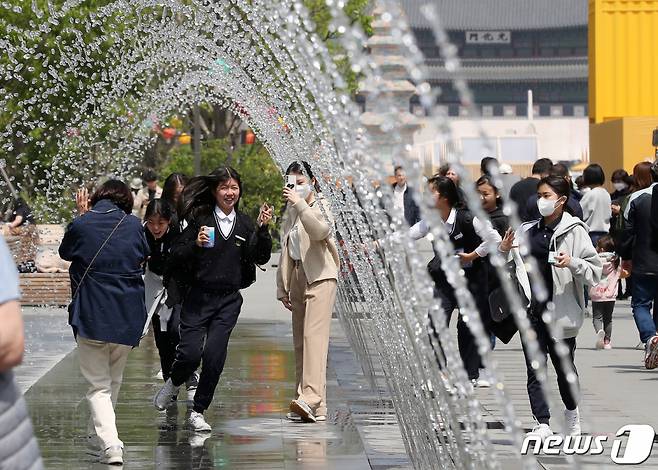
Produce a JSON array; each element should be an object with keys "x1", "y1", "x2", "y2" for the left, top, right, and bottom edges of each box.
[
  {"x1": 538, "y1": 176, "x2": 573, "y2": 216},
  {"x1": 162, "y1": 172, "x2": 188, "y2": 215},
  {"x1": 428, "y1": 174, "x2": 459, "y2": 208},
  {"x1": 180, "y1": 167, "x2": 242, "y2": 221},
  {"x1": 285, "y1": 160, "x2": 320, "y2": 192},
  {"x1": 90, "y1": 179, "x2": 134, "y2": 214},
  {"x1": 145, "y1": 198, "x2": 173, "y2": 221}
]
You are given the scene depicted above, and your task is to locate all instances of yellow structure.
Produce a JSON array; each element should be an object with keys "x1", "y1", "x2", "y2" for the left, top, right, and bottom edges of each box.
[{"x1": 589, "y1": 0, "x2": 658, "y2": 174}]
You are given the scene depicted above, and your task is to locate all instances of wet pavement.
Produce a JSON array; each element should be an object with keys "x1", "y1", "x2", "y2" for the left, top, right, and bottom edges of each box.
[
  {"x1": 23, "y1": 317, "x2": 404, "y2": 469},
  {"x1": 15, "y1": 264, "x2": 658, "y2": 469}
]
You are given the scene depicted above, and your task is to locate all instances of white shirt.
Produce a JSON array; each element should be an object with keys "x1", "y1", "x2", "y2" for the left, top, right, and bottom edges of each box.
[
  {"x1": 214, "y1": 206, "x2": 236, "y2": 238},
  {"x1": 409, "y1": 208, "x2": 501, "y2": 257},
  {"x1": 288, "y1": 219, "x2": 302, "y2": 261},
  {"x1": 624, "y1": 182, "x2": 658, "y2": 220},
  {"x1": 393, "y1": 184, "x2": 406, "y2": 214}
]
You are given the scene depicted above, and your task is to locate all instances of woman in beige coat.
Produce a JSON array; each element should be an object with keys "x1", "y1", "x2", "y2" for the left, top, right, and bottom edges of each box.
[{"x1": 277, "y1": 161, "x2": 340, "y2": 423}]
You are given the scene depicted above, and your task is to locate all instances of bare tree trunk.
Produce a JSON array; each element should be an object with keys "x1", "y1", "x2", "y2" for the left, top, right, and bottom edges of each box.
[{"x1": 213, "y1": 105, "x2": 228, "y2": 138}]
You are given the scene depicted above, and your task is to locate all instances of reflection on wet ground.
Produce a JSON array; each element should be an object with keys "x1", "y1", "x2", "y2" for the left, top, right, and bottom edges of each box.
[{"x1": 25, "y1": 320, "x2": 395, "y2": 469}]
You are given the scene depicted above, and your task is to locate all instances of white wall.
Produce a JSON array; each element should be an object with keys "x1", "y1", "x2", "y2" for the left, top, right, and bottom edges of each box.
[{"x1": 411, "y1": 117, "x2": 589, "y2": 168}]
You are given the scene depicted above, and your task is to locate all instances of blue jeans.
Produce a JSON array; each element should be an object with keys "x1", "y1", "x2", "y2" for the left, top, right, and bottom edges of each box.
[{"x1": 631, "y1": 274, "x2": 658, "y2": 344}]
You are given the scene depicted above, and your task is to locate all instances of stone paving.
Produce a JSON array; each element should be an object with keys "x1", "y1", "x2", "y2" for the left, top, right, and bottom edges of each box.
[{"x1": 14, "y1": 265, "x2": 658, "y2": 469}]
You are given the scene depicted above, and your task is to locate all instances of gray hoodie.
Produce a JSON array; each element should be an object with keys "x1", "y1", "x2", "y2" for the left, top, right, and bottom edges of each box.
[{"x1": 517, "y1": 212, "x2": 603, "y2": 339}]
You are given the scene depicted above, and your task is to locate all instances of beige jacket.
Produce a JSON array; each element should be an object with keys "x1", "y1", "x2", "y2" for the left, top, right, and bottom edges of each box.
[
  {"x1": 132, "y1": 185, "x2": 163, "y2": 220},
  {"x1": 276, "y1": 196, "x2": 340, "y2": 300}
]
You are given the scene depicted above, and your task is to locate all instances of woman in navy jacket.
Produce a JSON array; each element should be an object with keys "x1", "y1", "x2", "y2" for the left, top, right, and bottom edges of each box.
[{"x1": 59, "y1": 180, "x2": 149, "y2": 465}]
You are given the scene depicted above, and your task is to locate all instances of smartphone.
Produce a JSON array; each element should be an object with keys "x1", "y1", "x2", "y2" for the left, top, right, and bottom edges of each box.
[{"x1": 286, "y1": 175, "x2": 296, "y2": 190}]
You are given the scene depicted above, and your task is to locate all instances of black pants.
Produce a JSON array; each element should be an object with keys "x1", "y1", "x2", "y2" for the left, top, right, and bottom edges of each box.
[
  {"x1": 522, "y1": 317, "x2": 579, "y2": 425},
  {"x1": 169, "y1": 288, "x2": 243, "y2": 413},
  {"x1": 152, "y1": 306, "x2": 182, "y2": 382},
  {"x1": 430, "y1": 288, "x2": 483, "y2": 381}
]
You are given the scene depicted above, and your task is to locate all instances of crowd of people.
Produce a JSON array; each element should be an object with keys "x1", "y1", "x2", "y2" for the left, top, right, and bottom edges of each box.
[
  {"x1": 51, "y1": 163, "x2": 339, "y2": 465},
  {"x1": 3, "y1": 156, "x2": 658, "y2": 466},
  {"x1": 397, "y1": 156, "x2": 658, "y2": 441}
]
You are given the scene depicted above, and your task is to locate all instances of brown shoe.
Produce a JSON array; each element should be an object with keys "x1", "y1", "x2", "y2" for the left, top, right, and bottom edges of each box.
[{"x1": 289, "y1": 399, "x2": 316, "y2": 423}]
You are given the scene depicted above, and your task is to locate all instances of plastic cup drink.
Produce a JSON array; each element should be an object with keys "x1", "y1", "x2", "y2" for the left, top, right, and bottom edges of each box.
[{"x1": 203, "y1": 226, "x2": 215, "y2": 248}]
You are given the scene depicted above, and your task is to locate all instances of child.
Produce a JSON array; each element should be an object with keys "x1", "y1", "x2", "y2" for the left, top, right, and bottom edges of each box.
[{"x1": 589, "y1": 235, "x2": 629, "y2": 349}]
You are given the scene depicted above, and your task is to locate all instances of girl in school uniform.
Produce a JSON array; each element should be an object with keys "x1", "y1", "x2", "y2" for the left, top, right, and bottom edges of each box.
[{"x1": 153, "y1": 167, "x2": 272, "y2": 432}]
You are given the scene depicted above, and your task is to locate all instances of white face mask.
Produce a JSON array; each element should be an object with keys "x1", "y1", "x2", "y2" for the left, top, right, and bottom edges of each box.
[
  {"x1": 295, "y1": 184, "x2": 312, "y2": 199},
  {"x1": 613, "y1": 182, "x2": 627, "y2": 192},
  {"x1": 537, "y1": 197, "x2": 559, "y2": 217}
]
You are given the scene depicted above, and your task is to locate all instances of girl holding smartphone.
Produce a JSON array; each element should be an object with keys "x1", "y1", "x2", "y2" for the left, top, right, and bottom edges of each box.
[
  {"x1": 276, "y1": 161, "x2": 340, "y2": 423},
  {"x1": 153, "y1": 167, "x2": 272, "y2": 432},
  {"x1": 518, "y1": 176, "x2": 601, "y2": 440}
]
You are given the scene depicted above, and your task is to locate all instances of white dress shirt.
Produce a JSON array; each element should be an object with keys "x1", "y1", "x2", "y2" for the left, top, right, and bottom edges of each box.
[
  {"x1": 393, "y1": 184, "x2": 406, "y2": 214},
  {"x1": 214, "y1": 206, "x2": 236, "y2": 238},
  {"x1": 408, "y1": 208, "x2": 501, "y2": 256}
]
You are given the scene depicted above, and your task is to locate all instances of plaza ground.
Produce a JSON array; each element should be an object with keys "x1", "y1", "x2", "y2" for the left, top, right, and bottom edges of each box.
[{"x1": 16, "y1": 266, "x2": 658, "y2": 469}]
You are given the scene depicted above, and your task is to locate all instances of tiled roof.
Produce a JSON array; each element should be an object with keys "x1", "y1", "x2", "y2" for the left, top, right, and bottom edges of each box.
[
  {"x1": 401, "y1": 0, "x2": 588, "y2": 31},
  {"x1": 425, "y1": 59, "x2": 588, "y2": 81}
]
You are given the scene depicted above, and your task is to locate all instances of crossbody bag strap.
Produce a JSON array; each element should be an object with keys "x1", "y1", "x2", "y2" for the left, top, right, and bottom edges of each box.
[{"x1": 72, "y1": 213, "x2": 128, "y2": 299}]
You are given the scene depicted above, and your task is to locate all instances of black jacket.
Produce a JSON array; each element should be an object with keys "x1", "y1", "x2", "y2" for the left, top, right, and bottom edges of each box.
[
  {"x1": 169, "y1": 210, "x2": 272, "y2": 295},
  {"x1": 620, "y1": 186, "x2": 658, "y2": 275},
  {"x1": 393, "y1": 183, "x2": 421, "y2": 226}
]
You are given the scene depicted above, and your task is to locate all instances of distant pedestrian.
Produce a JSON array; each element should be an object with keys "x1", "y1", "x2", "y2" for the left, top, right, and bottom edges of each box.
[
  {"x1": 59, "y1": 180, "x2": 150, "y2": 465},
  {"x1": 498, "y1": 163, "x2": 520, "y2": 200},
  {"x1": 509, "y1": 158, "x2": 552, "y2": 221},
  {"x1": 579, "y1": 163, "x2": 611, "y2": 246},
  {"x1": 391, "y1": 166, "x2": 421, "y2": 226},
  {"x1": 589, "y1": 235, "x2": 629, "y2": 349},
  {"x1": 133, "y1": 169, "x2": 162, "y2": 219},
  {"x1": 621, "y1": 161, "x2": 658, "y2": 368}
]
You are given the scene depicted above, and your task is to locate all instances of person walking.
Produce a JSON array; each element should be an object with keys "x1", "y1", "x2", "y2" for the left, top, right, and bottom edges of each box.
[
  {"x1": 59, "y1": 180, "x2": 150, "y2": 465},
  {"x1": 0, "y1": 234, "x2": 44, "y2": 470},
  {"x1": 609, "y1": 169, "x2": 633, "y2": 299},
  {"x1": 392, "y1": 165, "x2": 421, "y2": 226},
  {"x1": 621, "y1": 161, "x2": 658, "y2": 368},
  {"x1": 133, "y1": 169, "x2": 163, "y2": 219},
  {"x1": 518, "y1": 176, "x2": 602, "y2": 440},
  {"x1": 525, "y1": 164, "x2": 584, "y2": 221},
  {"x1": 509, "y1": 158, "x2": 553, "y2": 222},
  {"x1": 579, "y1": 163, "x2": 612, "y2": 246},
  {"x1": 277, "y1": 161, "x2": 340, "y2": 423},
  {"x1": 161, "y1": 172, "x2": 189, "y2": 231},
  {"x1": 589, "y1": 235, "x2": 628, "y2": 350},
  {"x1": 153, "y1": 167, "x2": 272, "y2": 432},
  {"x1": 423, "y1": 176, "x2": 505, "y2": 387}
]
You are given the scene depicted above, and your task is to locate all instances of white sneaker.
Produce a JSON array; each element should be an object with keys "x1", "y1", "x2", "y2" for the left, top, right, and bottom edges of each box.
[
  {"x1": 595, "y1": 330, "x2": 605, "y2": 349},
  {"x1": 603, "y1": 342, "x2": 612, "y2": 350},
  {"x1": 189, "y1": 432, "x2": 211, "y2": 448},
  {"x1": 315, "y1": 415, "x2": 327, "y2": 422},
  {"x1": 564, "y1": 407, "x2": 581, "y2": 436},
  {"x1": 645, "y1": 336, "x2": 658, "y2": 369},
  {"x1": 526, "y1": 423, "x2": 553, "y2": 441},
  {"x1": 289, "y1": 399, "x2": 316, "y2": 423},
  {"x1": 100, "y1": 445, "x2": 123, "y2": 465},
  {"x1": 188, "y1": 411, "x2": 212, "y2": 432},
  {"x1": 475, "y1": 378, "x2": 491, "y2": 388},
  {"x1": 154, "y1": 379, "x2": 180, "y2": 411}
]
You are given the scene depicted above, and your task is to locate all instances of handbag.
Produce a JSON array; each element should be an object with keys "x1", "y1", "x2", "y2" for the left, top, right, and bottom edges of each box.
[
  {"x1": 69, "y1": 213, "x2": 127, "y2": 304},
  {"x1": 487, "y1": 257, "x2": 528, "y2": 344}
]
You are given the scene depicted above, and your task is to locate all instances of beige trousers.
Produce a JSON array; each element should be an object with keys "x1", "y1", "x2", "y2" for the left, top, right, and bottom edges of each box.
[
  {"x1": 289, "y1": 263, "x2": 337, "y2": 416},
  {"x1": 77, "y1": 337, "x2": 132, "y2": 450}
]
